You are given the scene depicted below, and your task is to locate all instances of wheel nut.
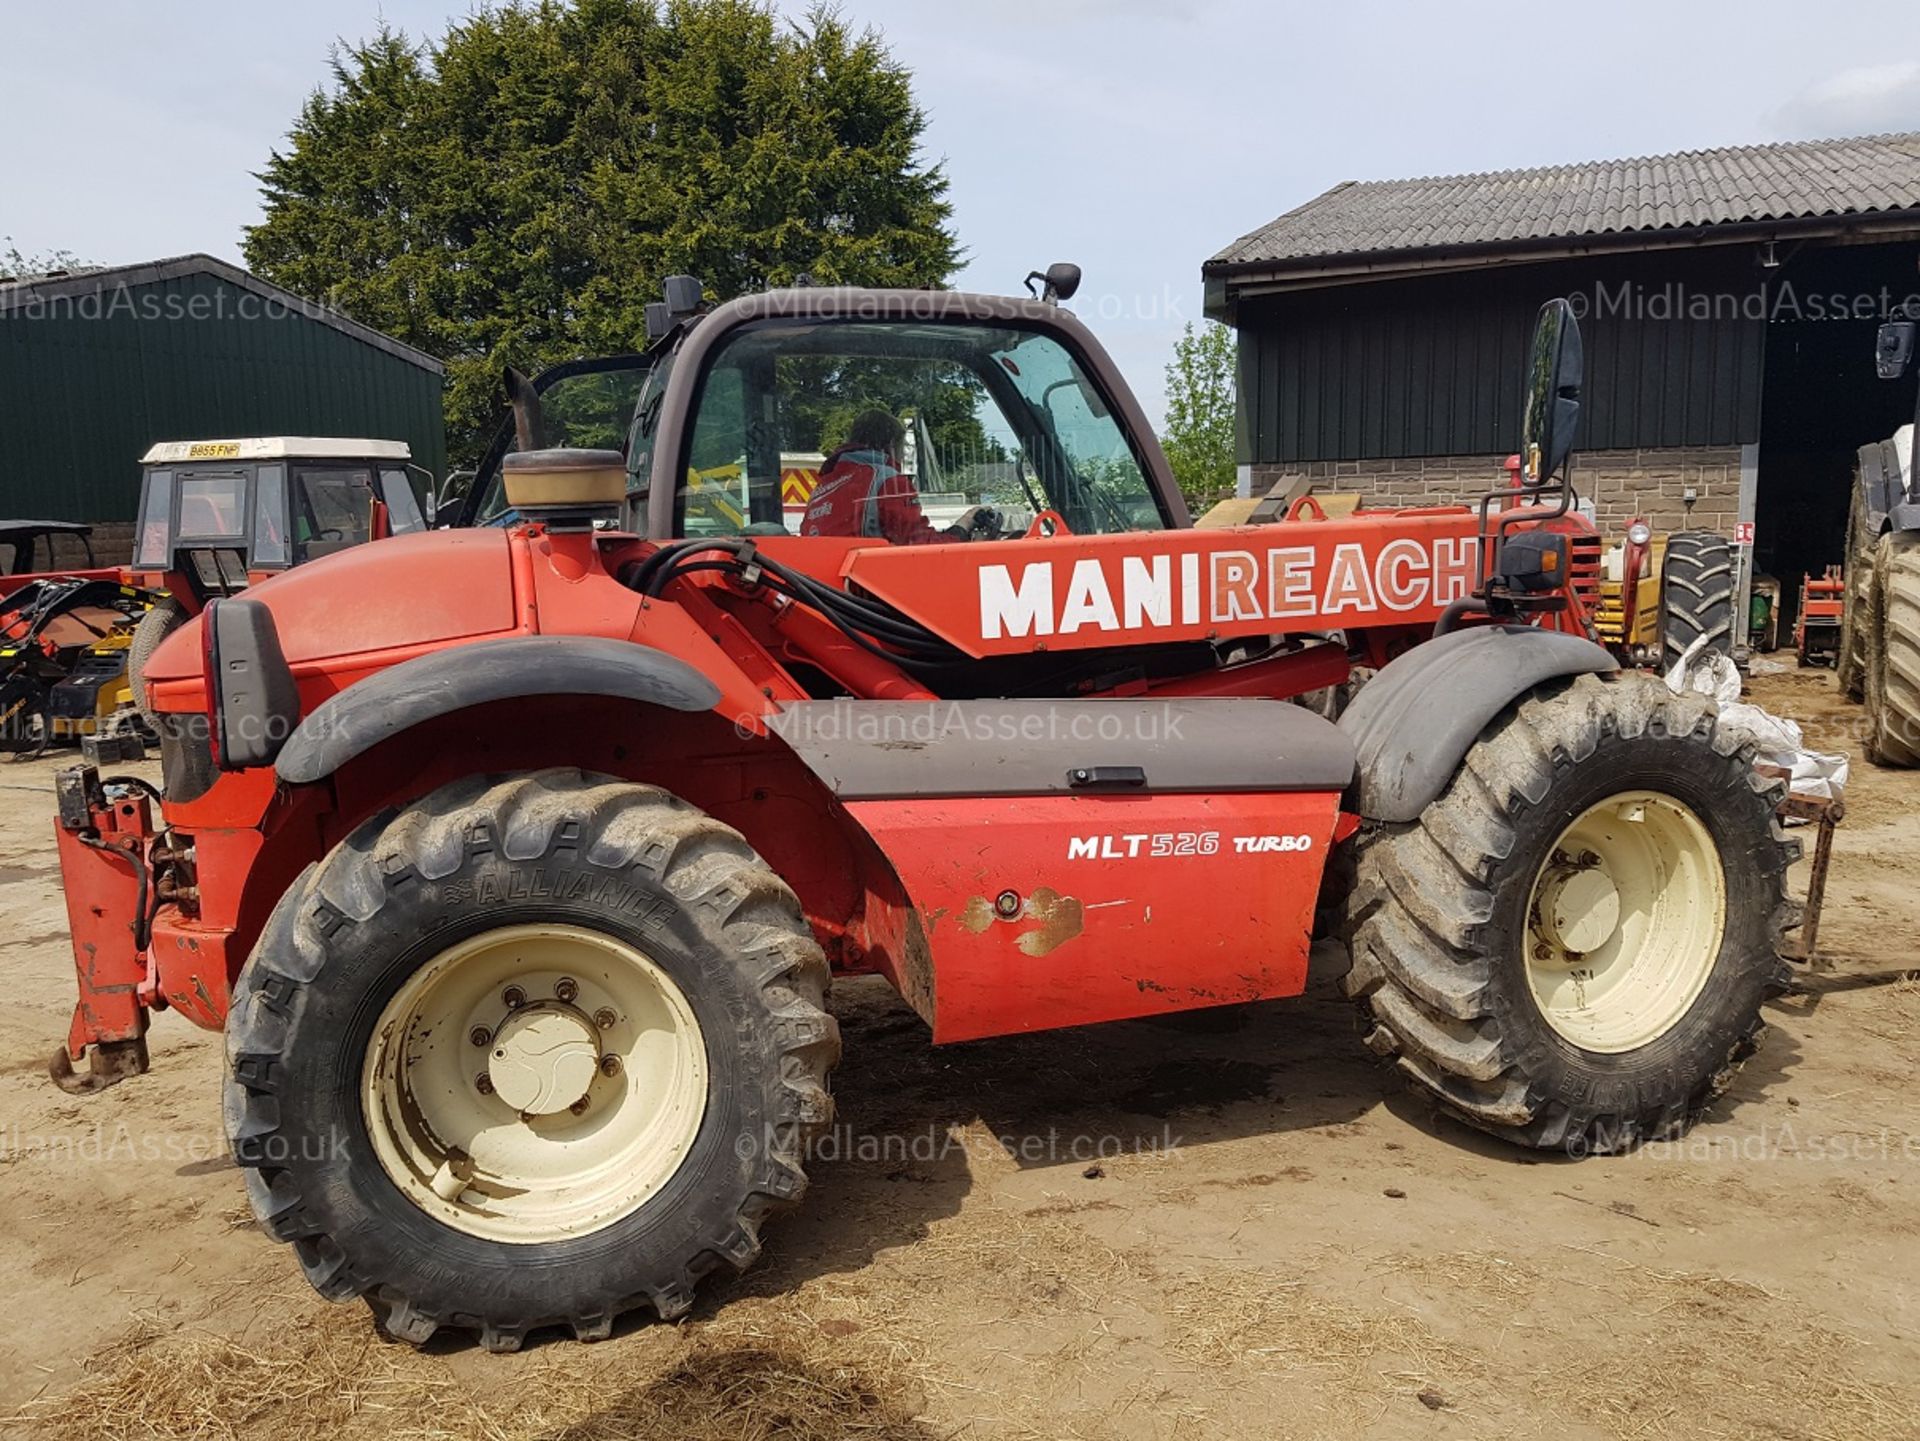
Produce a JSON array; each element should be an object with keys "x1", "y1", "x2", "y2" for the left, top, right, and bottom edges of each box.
[
  {"x1": 502, "y1": 986, "x2": 527, "y2": 1009},
  {"x1": 469, "y1": 1026, "x2": 491, "y2": 1048},
  {"x1": 475, "y1": 1074, "x2": 494, "y2": 1095},
  {"x1": 555, "y1": 977, "x2": 579, "y2": 1003},
  {"x1": 600, "y1": 1054, "x2": 621, "y2": 1077},
  {"x1": 593, "y1": 1008, "x2": 617, "y2": 1030},
  {"x1": 569, "y1": 1096, "x2": 590, "y2": 1115}
]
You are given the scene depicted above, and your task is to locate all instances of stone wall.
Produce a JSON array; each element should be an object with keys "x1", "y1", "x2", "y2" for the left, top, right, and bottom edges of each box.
[
  {"x1": 1248, "y1": 447, "x2": 1746, "y2": 536},
  {"x1": 85, "y1": 522, "x2": 137, "y2": 567}
]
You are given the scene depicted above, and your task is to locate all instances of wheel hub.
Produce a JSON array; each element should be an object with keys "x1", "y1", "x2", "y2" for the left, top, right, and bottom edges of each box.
[
  {"x1": 361, "y1": 923, "x2": 710, "y2": 1244},
  {"x1": 1522, "y1": 791, "x2": 1727, "y2": 1053},
  {"x1": 1535, "y1": 862, "x2": 1621, "y2": 957},
  {"x1": 487, "y1": 1002, "x2": 601, "y2": 1115}
]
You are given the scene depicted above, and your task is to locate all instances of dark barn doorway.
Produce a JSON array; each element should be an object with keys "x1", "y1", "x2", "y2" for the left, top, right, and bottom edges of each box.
[{"x1": 1755, "y1": 242, "x2": 1920, "y2": 639}]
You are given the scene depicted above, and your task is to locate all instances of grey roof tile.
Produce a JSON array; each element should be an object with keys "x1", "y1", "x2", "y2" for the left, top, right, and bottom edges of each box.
[{"x1": 1210, "y1": 132, "x2": 1920, "y2": 269}]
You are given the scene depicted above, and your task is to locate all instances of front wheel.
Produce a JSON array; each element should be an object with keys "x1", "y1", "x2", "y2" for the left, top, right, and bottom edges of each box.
[
  {"x1": 1864, "y1": 533, "x2": 1920, "y2": 767},
  {"x1": 1343, "y1": 673, "x2": 1796, "y2": 1154},
  {"x1": 126, "y1": 596, "x2": 187, "y2": 729},
  {"x1": 224, "y1": 769, "x2": 838, "y2": 1350}
]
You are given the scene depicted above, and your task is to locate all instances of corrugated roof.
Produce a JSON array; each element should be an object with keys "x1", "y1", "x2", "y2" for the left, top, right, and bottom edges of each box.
[
  {"x1": 1209, "y1": 132, "x2": 1920, "y2": 271},
  {"x1": 0, "y1": 253, "x2": 443, "y2": 373}
]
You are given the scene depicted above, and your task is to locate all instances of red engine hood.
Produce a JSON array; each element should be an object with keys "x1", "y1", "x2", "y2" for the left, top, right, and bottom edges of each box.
[{"x1": 145, "y1": 529, "x2": 519, "y2": 690}]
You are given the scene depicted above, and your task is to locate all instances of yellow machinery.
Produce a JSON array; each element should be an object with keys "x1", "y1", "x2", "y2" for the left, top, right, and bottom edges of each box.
[
  {"x1": 1590, "y1": 521, "x2": 1735, "y2": 671},
  {"x1": 47, "y1": 629, "x2": 143, "y2": 744},
  {"x1": 1592, "y1": 521, "x2": 1666, "y2": 661}
]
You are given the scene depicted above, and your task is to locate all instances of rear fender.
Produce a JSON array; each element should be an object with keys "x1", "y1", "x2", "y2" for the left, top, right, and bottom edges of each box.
[
  {"x1": 1338, "y1": 624, "x2": 1617, "y2": 823},
  {"x1": 274, "y1": 636, "x2": 725, "y2": 784}
]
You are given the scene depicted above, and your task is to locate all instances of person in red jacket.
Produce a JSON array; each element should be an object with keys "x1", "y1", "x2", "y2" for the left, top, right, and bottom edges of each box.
[{"x1": 801, "y1": 410, "x2": 992, "y2": 544}]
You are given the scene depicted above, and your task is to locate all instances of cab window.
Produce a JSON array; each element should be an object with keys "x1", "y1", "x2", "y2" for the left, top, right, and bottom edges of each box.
[
  {"x1": 471, "y1": 362, "x2": 658, "y2": 526},
  {"x1": 291, "y1": 465, "x2": 376, "y2": 562},
  {"x1": 624, "y1": 350, "x2": 675, "y2": 523},
  {"x1": 380, "y1": 468, "x2": 428, "y2": 533},
  {"x1": 133, "y1": 471, "x2": 174, "y2": 567},
  {"x1": 176, "y1": 471, "x2": 248, "y2": 540},
  {"x1": 675, "y1": 320, "x2": 1167, "y2": 538},
  {"x1": 252, "y1": 464, "x2": 291, "y2": 567}
]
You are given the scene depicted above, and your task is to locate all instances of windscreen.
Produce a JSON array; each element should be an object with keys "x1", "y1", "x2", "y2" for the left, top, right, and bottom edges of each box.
[{"x1": 677, "y1": 319, "x2": 1166, "y2": 539}]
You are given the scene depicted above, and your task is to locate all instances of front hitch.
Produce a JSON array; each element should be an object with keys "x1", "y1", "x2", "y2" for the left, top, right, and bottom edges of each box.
[
  {"x1": 49, "y1": 1037, "x2": 150, "y2": 1095},
  {"x1": 51, "y1": 764, "x2": 158, "y2": 1095}
]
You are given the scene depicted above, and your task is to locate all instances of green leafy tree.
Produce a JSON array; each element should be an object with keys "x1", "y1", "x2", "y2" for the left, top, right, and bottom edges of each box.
[
  {"x1": 1, "y1": 241, "x2": 89, "y2": 281},
  {"x1": 1162, "y1": 320, "x2": 1237, "y2": 511},
  {"x1": 244, "y1": 0, "x2": 959, "y2": 463}
]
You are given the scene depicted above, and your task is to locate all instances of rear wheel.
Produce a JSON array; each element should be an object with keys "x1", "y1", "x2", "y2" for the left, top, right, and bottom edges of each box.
[
  {"x1": 1837, "y1": 479, "x2": 1874, "y2": 700},
  {"x1": 1659, "y1": 530, "x2": 1736, "y2": 672},
  {"x1": 127, "y1": 596, "x2": 186, "y2": 729},
  {"x1": 224, "y1": 769, "x2": 838, "y2": 1349},
  {"x1": 1343, "y1": 673, "x2": 1795, "y2": 1154},
  {"x1": 1865, "y1": 533, "x2": 1920, "y2": 766}
]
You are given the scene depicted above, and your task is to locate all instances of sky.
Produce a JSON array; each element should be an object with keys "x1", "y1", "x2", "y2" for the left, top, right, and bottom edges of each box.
[{"x1": 4, "y1": 0, "x2": 1919, "y2": 424}]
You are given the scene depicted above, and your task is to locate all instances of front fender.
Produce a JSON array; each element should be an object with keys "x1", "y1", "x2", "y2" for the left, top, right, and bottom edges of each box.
[
  {"x1": 1338, "y1": 624, "x2": 1617, "y2": 823},
  {"x1": 274, "y1": 635, "x2": 724, "y2": 785}
]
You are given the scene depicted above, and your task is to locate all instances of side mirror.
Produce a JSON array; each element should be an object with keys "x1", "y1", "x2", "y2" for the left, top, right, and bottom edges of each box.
[
  {"x1": 436, "y1": 468, "x2": 475, "y2": 520},
  {"x1": 1520, "y1": 299, "x2": 1584, "y2": 485},
  {"x1": 406, "y1": 463, "x2": 438, "y2": 524},
  {"x1": 1877, "y1": 320, "x2": 1916, "y2": 381},
  {"x1": 1025, "y1": 262, "x2": 1082, "y2": 304}
]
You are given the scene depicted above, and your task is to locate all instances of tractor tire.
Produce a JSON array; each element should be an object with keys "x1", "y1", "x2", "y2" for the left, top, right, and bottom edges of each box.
[
  {"x1": 224, "y1": 768, "x2": 839, "y2": 1350},
  {"x1": 1864, "y1": 533, "x2": 1920, "y2": 767},
  {"x1": 1659, "y1": 530, "x2": 1737, "y2": 673},
  {"x1": 1342, "y1": 672, "x2": 1796, "y2": 1155},
  {"x1": 127, "y1": 596, "x2": 187, "y2": 729},
  {"x1": 1836, "y1": 479, "x2": 1874, "y2": 701}
]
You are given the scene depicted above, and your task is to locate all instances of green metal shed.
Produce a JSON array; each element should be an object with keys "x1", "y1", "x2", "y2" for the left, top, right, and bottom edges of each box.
[{"x1": 0, "y1": 255, "x2": 445, "y2": 558}]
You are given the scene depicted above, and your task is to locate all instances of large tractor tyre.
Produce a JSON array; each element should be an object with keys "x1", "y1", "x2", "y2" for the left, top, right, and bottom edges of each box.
[
  {"x1": 1865, "y1": 533, "x2": 1920, "y2": 767},
  {"x1": 224, "y1": 768, "x2": 839, "y2": 1351},
  {"x1": 1659, "y1": 530, "x2": 1737, "y2": 673},
  {"x1": 1836, "y1": 480, "x2": 1874, "y2": 701},
  {"x1": 1342, "y1": 672, "x2": 1796, "y2": 1155},
  {"x1": 127, "y1": 596, "x2": 187, "y2": 728}
]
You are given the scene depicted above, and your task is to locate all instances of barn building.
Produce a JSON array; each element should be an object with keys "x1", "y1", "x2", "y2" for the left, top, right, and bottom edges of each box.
[
  {"x1": 1204, "y1": 132, "x2": 1920, "y2": 626},
  {"x1": 0, "y1": 254, "x2": 444, "y2": 562}
]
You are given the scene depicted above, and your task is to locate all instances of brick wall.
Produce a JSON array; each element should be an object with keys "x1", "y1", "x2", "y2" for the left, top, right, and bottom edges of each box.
[
  {"x1": 86, "y1": 522, "x2": 137, "y2": 567},
  {"x1": 1248, "y1": 447, "x2": 1745, "y2": 536}
]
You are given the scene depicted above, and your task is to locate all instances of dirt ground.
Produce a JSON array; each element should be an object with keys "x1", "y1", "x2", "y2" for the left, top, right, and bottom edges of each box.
[{"x1": 1, "y1": 668, "x2": 1916, "y2": 1440}]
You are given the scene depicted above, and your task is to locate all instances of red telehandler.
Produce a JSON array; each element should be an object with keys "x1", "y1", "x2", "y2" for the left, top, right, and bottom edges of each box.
[{"x1": 50, "y1": 273, "x2": 1794, "y2": 1349}]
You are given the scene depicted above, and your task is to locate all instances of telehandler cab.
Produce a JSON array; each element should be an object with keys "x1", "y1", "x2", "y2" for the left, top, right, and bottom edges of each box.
[{"x1": 51, "y1": 277, "x2": 1794, "y2": 1350}]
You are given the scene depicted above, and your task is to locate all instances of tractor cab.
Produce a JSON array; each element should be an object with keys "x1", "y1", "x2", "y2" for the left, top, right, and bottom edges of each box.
[
  {"x1": 129, "y1": 438, "x2": 430, "y2": 607},
  {"x1": 667, "y1": 312, "x2": 1175, "y2": 542}
]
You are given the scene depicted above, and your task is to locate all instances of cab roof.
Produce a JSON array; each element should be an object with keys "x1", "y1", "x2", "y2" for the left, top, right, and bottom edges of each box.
[{"x1": 139, "y1": 437, "x2": 412, "y2": 464}]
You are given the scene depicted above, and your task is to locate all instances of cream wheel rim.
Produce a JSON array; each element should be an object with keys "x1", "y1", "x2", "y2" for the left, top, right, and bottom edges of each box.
[
  {"x1": 1524, "y1": 790, "x2": 1726, "y2": 1054},
  {"x1": 362, "y1": 923, "x2": 708, "y2": 1244}
]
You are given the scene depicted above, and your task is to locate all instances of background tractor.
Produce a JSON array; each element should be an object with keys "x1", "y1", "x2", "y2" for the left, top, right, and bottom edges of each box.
[
  {"x1": 1836, "y1": 314, "x2": 1920, "y2": 764},
  {"x1": 1589, "y1": 520, "x2": 1739, "y2": 672},
  {"x1": 0, "y1": 576, "x2": 152, "y2": 756},
  {"x1": 49, "y1": 279, "x2": 1795, "y2": 1350},
  {"x1": 0, "y1": 520, "x2": 120, "y2": 601},
  {"x1": 124, "y1": 438, "x2": 433, "y2": 723}
]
